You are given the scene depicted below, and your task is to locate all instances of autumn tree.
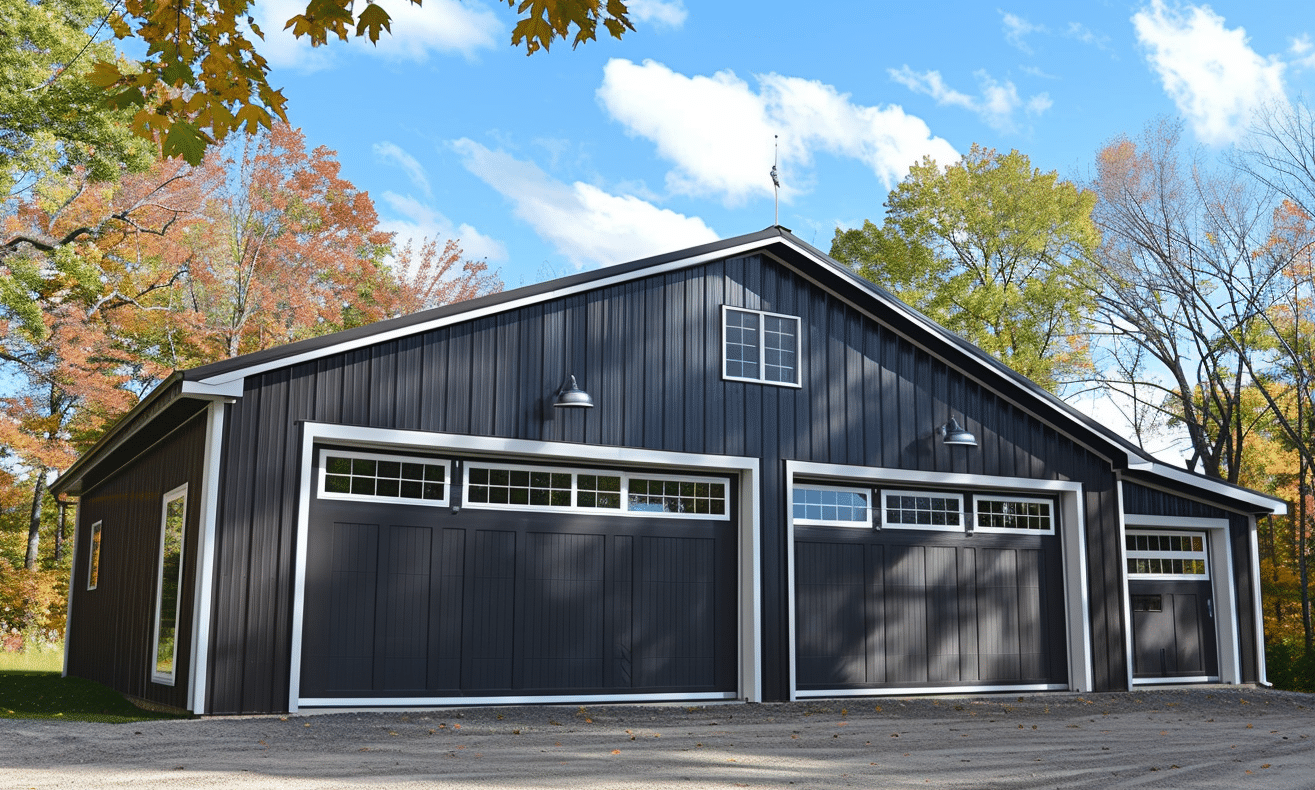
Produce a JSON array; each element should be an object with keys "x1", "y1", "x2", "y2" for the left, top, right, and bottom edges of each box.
[
  {"x1": 1, "y1": 158, "x2": 210, "y2": 569},
  {"x1": 88, "y1": 0, "x2": 636, "y2": 163},
  {"x1": 0, "y1": 0, "x2": 153, "y2": 195},
  {"x1": 831, "y1": 144, "x2": 1100, "y2": 393}
]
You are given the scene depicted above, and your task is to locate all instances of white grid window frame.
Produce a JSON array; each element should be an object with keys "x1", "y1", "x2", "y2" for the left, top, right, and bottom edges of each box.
[
  {"x1": 318, "y1": 449, "x2": 450, "y2": 507},
  {"x1": 791, "y1": 485, "x2": 873, "y2": 528},
  {"x1": 880, "y1": 489, "x2": 965, "y2": 532},
  {"x1": 87, "y1": 520, "x2": 103, "y2": 590},
  {"x1": 1126, "y1": 529, "x2": 1210, "y2": 580},
  {"x1": 973, "y1": 495, "x2": 1056, "y2": 535},
  {"x1": 721, "y1": 305, "x2": 803, "y2": 388},
  {"x1": 462, "y1": 462, "x2": 731, "y2": 521}
]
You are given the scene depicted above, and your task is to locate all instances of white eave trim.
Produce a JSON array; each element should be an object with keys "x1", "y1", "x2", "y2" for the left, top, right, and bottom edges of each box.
[
  {"x1": 180, "y1": 379, "x2": 245, "y2": 399},
  {"x1": 1135, "y1": 461, "x2": 1287, "y2": 515}
]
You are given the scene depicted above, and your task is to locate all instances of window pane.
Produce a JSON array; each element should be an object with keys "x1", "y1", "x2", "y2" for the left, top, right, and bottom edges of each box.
[
  {"x1": 155, "y1": 494, "x2": 186, "y2": 678},
  {"x1": 88, "y1": 522, "x2": 102, "y2": 590}
]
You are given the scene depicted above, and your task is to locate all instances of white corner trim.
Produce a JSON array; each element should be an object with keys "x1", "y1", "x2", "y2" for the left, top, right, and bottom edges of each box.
[
  {"x1": 1249, "y1": 517, "x2": 1268, "y2": 686},
  {"x1": 1116, "y1": 476, "x2": 1135, "y2": 691},
  {"x1": 784, "y1": 460, "x2": 1092, "y2": 699},
  {"x1": 188, "y1": 401, "x2": 225, "y2": 714},
  {"x1": 180, "y1": 379, "x2": 245, "y2": 399},
  {"x1": 1122, "y1": 513, "x2": 1241, "y2": 685},
  {"x1": 61, "y1": 507, "x2": 79, "y2": 678},
  {"x1": 287, "y1": 422, "x2": 763, "y2": 712}
]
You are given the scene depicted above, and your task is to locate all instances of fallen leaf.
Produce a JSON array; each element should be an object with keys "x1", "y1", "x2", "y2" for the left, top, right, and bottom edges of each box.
[{"x1": 611, "y1": 749, "x2": 620, "y2": 755}]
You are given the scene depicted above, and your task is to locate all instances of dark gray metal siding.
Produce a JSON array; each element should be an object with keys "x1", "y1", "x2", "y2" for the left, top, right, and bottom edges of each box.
[
  {"x1": 1122, "y1": 481, "x2": 1260, "y2": 682},
  {"x1": 207, "y1": 254, "x2": 1130, "y2": 713},
  {"x1": 66, "y1": 410, "x2": 208, "y2": 710}
]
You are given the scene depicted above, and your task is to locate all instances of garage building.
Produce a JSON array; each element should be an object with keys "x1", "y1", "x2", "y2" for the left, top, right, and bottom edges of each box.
[{"x1": 52, "y1": 227, "x2": 1286, "y2": 714}]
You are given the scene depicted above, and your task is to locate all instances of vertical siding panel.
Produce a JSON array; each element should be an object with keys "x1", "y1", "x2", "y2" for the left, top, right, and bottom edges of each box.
[
  {"x1": 623, "y1": 282, "x2": 645, "y2": 448},
  {"x1": 369, "y1": 341, "x2": 397, "y2": 427},
  {"x1": 664, "y1": 271, "x2": 686, "y2": 452},
  {"x1": 703, "y1": 262, "x2": 727, "y2": 456},
  {"x1": 930, "y1": 360, "x2": 949, "y2": 473},
  {"x1": 394, "y1": 334, "x2": 423, "y2": 432},
  {"x1": 585, "y1": 291, "x2": 607, "y2": 447},
  {"x1": 469, "y1": 317, "x2": 497, "y2": 437},
  {"x1": 419, "y1": 328, "x2": 447, "y2": 433},
  {"x1": 519, "y1": 303, "x2": 544, "y2": 442},
  {"x1": 494, "y1": 311, "x2": 520, "y2": 439},
  {"x1": 445, "y1": 323, "x2": 472, "y2": 435},
  {"x1": 683, "y1": 268, "x2": 706, "y2": 454},
  {"x1": 341, "y1": 349, "x2": 370, "y2": 425},
  {"x1": 643, "y1": 280, "x2": 665, "y2": 450}
]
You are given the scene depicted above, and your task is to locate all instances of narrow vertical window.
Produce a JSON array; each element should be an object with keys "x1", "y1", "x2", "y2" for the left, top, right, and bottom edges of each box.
[
  {"x1": 152, "y1": 486, "x2": 187, "y2": 684},
  {"x1": 87, "y1": 521, "x2": 103, "y2": 590},
  {"x1": 722, "y1": 306, "x2": 801, "y2": 386}
]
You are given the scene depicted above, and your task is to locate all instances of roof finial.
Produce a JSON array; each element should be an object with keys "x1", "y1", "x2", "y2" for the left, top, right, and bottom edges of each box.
[{"x1": 770, "y1": 134, "x2": 780, "y2": 227}]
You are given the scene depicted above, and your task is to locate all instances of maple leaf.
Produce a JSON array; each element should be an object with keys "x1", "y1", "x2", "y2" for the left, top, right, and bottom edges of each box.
[{"x1": 355, "y1": 4, "x2": 393, "y2": 44}]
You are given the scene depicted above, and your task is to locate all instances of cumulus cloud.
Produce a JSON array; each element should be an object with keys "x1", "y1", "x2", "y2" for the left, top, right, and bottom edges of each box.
[
  {"x1": 596, "y1": 59, "x2": 957, "y2": 206},
  {"x1": 628, "y1": 0, "x2": 687, "y2": 29},
  {"x1": 452, "y1": 139, "x2": 719, "y2": 269},
  {"x1": 1001, "y1": 12, "x2": 1046, "y2": 53},
  {"x1": 889, "y1": 66, "x2": 1050, "y2": 133},
  {"x1": 253, "y1": 0, "x2": 502, "y2": 70},
  {"x1": 379, "y1": 192, "x2": 508, "y2": 264},
  {"x1": 1132, "y1": 0, "x2": 1286, "y2": 145},
  {"x1": 374, "y1": 142, "x2": 431, "y2": 198}
]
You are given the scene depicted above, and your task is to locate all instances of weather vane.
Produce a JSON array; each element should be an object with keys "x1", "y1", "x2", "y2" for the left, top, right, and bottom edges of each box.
[{"x1": 770, "y1": 134, "x2": 780, "y2": 227}]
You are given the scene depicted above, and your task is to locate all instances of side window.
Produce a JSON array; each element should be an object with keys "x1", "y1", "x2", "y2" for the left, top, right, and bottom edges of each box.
[
  {"x1": 722, "y1": 306, "x2": 801, "y2": 386},
  {"x1": 87, "y1": 520, "x2": 103, "y2": 590},
  {"x1": 152, "y1": 486, "x2": 187, "y2": 685}
]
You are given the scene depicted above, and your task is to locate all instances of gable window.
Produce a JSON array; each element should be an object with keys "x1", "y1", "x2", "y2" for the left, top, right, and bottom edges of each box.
[
  {"x1": 152, "y1": 485, "x2": 187, "y2": 685},
  {"x1": 722, "y1": 306, "x2": 801, "y2": 387},
  {"x1": 87, "y1": 520, "x2": 103, "y2": 590}
]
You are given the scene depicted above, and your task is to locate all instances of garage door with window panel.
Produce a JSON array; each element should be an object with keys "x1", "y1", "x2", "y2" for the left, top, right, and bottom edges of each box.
[
  {"x1": 1127, "y1": 529, "x2": 1218, "y2": 680},
  {"x1": 794, "y1": 485, "x2": 1067, "y2": 692},
  {"x1": 299, "y1": 450, "x2": 739, "y2": 701}
]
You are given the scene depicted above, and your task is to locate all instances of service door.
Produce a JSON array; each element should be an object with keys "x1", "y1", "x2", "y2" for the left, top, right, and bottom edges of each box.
[
  {"x1": 298, "y1": 451, "x2": 739, "y2": 702},
  {"x1": 1126, "y1": 530, "x2": 1218, "y2": 680},
  {"x1": 794, "y1": 486, "x2": 1068, "y2": 693}
]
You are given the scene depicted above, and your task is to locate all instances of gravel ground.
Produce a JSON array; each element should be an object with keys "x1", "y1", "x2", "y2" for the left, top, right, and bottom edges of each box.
[{"x1": 3, "y1": 687, "x2": 1314, "y2": 789}]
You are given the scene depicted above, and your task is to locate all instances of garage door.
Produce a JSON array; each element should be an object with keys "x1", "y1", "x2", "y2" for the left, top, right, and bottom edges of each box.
[
  {"x1": 299, "y1": 450, "x2": 738, "y2": 701},
  {"x1": 794, "y1": 485, "x2": 1068, "y2": 692}
]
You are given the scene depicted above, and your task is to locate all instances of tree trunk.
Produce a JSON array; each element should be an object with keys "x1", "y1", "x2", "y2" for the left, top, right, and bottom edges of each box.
[
  {"x1": 24, "y1": 470, "x2": 47, "y2": 571},
  {"x1": 53, "y1": 501, "x2": 67, "y2": 564}
]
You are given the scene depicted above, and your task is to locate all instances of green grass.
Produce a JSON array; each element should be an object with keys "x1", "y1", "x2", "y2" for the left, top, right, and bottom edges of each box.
[
  {"x1": 0, "y1": 650, "x2": 63, "y2": 673},
  {"x1": 0, "y1": 670, "x2": 191, "y2": 723}
]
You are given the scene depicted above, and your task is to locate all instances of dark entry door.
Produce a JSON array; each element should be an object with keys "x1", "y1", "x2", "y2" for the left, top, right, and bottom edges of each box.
[
  {"x1": 1130, "y1": 580, "x2": 1218, "y2": 679},
  {"x1": 1126, "y1": 530, "x2": 1218, "y2": 680}
]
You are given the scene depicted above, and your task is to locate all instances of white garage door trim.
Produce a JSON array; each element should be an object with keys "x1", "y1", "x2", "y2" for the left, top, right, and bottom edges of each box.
[
  {"x1": 289, "y1": 422, "x2": 762, "y2": 712},
  {"x1": 784, "y1": 460, "x2": 1093, "y2": 700}
]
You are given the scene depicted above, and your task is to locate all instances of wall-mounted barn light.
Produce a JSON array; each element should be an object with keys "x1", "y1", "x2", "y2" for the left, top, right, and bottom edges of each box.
[
  {"x1": 939, "y1": 417, "x2": 977, "y2": 447},
  {"x1": 553, "y1": 374, "x2": 594, "y2": 408}
]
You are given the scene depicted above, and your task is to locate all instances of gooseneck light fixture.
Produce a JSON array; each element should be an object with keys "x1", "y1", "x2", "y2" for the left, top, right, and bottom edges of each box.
[
  {"x1": 939, "y1": 417, "x2": 977, "y2": 447},
  {"x1": 553, "y1": 374, "x2": 594, "y2": 408}
]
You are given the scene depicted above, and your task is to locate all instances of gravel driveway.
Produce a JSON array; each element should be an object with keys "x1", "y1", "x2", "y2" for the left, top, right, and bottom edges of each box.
[{"x1": 4, "y1": 688, "x2": 1314, "y2": 789}]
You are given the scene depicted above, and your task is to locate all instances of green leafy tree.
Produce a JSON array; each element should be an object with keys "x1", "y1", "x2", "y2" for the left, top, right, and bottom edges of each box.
[
  {"x1": 0, "y1": 0, "x2": 153, "y2": 195},
  {"x1": 832, "y1": 144, "x2": 1101, "y2": 392},
  {"x1": 88, "y1": 0, "x2": 636, "y2": 164}
]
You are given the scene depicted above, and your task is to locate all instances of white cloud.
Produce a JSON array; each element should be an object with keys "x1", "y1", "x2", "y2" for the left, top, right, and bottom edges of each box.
[
  {"x1": 1132, "y1": 0, "x2": 1286, "y2": 145},
  {"x1": 596, "y1": 59, "x2": 958, "y2": 206},
  {"x1": 1066, "y1": 21, "x2": 1111, "y2": 50},
  {"x1": 373, "y1": 142, "x2": 431, "y2": 198},
  {"x1": 1291, "y1": 34, "x2": 1315, "y2": 69},
  {"x1": 628, "y1": 0, "x2": 687, "y2": 29},
  {"x1": 889, "y1": 66, "x2": 1050, "y2": 132},
  {"x1": 1001, "y1": 12, "x2": 1045, "y2": 53},
  {"x1": 378, "y1": 192, "x2": 508, "y2": 264},
  {"x1": 452, "y1": 139, "x2": 719, "y2": 269},
  {"x1": 253, "y1": 0, "x2": 502, "y2": 70}
]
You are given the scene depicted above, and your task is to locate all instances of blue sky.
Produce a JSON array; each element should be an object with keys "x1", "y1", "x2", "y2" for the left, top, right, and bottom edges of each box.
[{"x1": 249, "y1": 0, "x2": 1315, "y2": 288}]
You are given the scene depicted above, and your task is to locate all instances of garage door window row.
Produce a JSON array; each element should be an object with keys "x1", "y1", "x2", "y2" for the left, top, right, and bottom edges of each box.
[
  {"x1": 463, "y1": 462, "x2": 729, "y2": 519},
  {"x1": 793, "y1": 484, "x2": 1055, "y2": 535},
  {"x1": 1126, "y1": 530, "x2": 1208, "y2": 578},
  {"x1": 319, "y1": 450, "x2": 449, "y2": 506}
]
